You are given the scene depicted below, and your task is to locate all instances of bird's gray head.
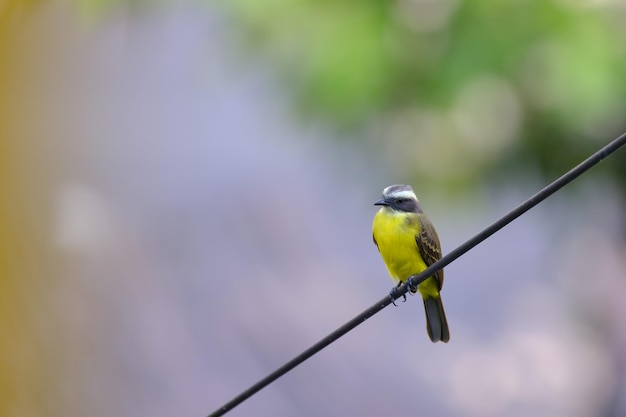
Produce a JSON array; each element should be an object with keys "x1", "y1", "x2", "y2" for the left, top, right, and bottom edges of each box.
[{"x1": 374, "y1": 184, "x2": 422, "y2": 213}]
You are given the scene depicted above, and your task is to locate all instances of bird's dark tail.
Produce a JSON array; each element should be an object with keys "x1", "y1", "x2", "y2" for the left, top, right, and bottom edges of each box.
[{"x1": 423, "y1": 296, "x2": 450, "y2": 343}]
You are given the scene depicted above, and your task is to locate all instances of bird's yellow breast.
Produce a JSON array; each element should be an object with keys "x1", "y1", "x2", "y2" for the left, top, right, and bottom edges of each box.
[{"x1": 372, "y1": 207, "x2": 427, "y2": 284}]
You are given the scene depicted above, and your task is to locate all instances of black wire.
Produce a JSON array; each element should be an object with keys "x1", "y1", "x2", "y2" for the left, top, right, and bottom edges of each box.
[{"x1": 208, "y1": 131, "x2": 626, "y2": 417}]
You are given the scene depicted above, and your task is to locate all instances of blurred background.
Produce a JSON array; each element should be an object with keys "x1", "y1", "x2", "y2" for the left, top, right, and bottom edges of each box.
[{"x1": 1, "y1": 0, "x2": 626, "y2": 416}]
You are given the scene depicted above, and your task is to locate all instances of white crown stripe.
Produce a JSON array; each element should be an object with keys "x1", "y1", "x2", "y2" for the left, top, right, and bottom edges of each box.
[{"x1": 382, "y1": 185, "x2": 418, "y2": 201}]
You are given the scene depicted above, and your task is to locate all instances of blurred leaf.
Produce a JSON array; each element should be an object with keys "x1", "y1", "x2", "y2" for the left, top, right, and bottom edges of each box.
[{"x1": 223, "y1": 0, "x2": 393, "y2": 123}]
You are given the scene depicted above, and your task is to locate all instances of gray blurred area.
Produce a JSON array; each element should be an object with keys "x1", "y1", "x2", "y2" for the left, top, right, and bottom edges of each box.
[{"x1": 1, "y1": 2, "x2": 624, "y2": 417}]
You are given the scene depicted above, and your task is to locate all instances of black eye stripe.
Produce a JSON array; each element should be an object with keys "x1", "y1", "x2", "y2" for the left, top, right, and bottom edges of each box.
[{"x1": 391, "y1": 197, "x2": 420, "y2": 213}]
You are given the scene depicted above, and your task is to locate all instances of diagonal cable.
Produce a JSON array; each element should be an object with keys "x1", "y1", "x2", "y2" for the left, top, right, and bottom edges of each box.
[{"x1": 208, "y1": 131, "x2": 626, "y2": 417}]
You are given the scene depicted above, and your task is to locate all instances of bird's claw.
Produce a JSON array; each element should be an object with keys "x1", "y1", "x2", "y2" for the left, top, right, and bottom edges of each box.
[{"x1": 389, "y1": 284, "x2": 407, "y2": 306}]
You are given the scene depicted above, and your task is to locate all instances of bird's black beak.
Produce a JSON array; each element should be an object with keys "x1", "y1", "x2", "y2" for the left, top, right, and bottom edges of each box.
[{"x1": 374, "y1": 198, "x2": 388, "y2": 206}]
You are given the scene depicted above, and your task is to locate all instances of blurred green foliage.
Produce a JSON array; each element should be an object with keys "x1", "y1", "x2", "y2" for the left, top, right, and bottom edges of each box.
[
  {"x1": 3, "y1": 0, "x2": 625, "y2": 187},
  {"x1": 219, "y1": 0, "x2": 626, "y2": 188}
]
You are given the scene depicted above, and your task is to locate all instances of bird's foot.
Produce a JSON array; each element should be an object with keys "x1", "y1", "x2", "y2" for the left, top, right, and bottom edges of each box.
[
  {"x1": 389, "y1": 283, "x2": 407, "y2": 306},
  {"x1": 406, "y1": 277, "x2": 419, "y2": 294}
]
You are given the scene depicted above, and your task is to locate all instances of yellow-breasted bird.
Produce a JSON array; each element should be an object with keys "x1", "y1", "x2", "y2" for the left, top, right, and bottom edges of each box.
[{"x1": 372, "y1": 184, "x2": 450, "y2": 343}]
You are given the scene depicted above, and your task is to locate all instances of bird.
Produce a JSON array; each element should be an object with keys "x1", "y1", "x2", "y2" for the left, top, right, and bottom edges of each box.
[{"x1": 372, "y1": 184, "x2": 450, "y2": 343}]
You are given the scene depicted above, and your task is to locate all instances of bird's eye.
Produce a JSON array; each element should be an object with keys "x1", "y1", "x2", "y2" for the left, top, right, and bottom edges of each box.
[{"x1": 396, "y1": 198, "x2": 405, "y2": 204}]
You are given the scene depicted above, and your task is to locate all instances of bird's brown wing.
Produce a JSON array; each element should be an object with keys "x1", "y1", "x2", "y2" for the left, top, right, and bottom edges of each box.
[{"x1": 415, "y1": 214, "x2": 444, "y2": 290}]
